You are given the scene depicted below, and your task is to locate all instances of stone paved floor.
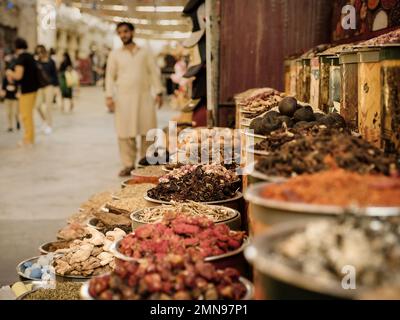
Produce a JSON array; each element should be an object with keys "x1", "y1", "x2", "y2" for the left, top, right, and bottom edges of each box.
[{"x1": 0, "y1": 86, "x2": 178, "y2": 285}]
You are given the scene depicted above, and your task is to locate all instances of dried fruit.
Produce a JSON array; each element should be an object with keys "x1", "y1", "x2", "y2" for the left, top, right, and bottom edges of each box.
[
  {"x1": 88, "y1": 254, "x2": 246, "y2": 300},
  {"x1": 119, "y1": 214, "x2": 245, "y2": 259}
]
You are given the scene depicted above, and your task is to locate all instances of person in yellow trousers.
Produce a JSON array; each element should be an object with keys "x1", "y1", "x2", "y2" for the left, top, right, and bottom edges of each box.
[{"x1": 6, "y1": 38, "x2": 39, "y2": 147}]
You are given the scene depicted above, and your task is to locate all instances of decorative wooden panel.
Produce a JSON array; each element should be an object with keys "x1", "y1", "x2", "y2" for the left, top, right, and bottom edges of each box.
[{"x1": 219, "y1": 0, "x2": 332, "y2": 104}]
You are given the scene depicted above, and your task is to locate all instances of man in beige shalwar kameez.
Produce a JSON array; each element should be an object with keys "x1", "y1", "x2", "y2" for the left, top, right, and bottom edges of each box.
[{"x1": 105, "y1": 22, "x2": 163, "y2": 177}]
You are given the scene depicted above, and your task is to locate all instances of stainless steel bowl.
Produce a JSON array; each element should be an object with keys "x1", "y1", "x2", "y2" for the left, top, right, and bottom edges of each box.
[
  {"x1": 244, "y1": 131, "x2": 267, "y2": 145},
  {"x1": 55, "y1": 273, "x2": 93, "y2": 282},
  {"x1": 143, "y1": 192, "x2": 243, "y2": 211},
  {"x1": 86, "y1": 218, "x2": 102, "y2": 231},
  {"x1": 38, "y1": 240, "x2": 72, "y2": 255},
  {"x1": 245, "y1": 146, "x2": 269, "y2": 163},
  {"x1": 110, "y1": 236, "x2": 250, "y2": 268},
  {"x1": 245, "y1": 182, "x2": 400, "y2": 227},
  {"x1": 249, "y1": 168, "x2": 288, "y2": 185},
  {"x1": 16, "y1": 256, "x2": 50, "y2": 281},
  {"x1": 17, "y1": 280, "x2": 86, "y2": 300},
  {"x1": 244, "y1": 222, "x2": 362, "y2": 299},
  {"x1": 130, "y1": 205, "x2": 242, "y2": 231},
  {"x1": 80, "y1": 276, "x2": 254, "y2": 300},
  {"x1": 121, "y1": 177, "x2": 159, "y2": 189}
]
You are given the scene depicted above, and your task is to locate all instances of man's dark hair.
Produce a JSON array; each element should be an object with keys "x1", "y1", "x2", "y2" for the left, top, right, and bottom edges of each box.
[
  {"x1": 116, "y1": 22, "x2": 135, "y2": 31},
  {"x1": 15, "y1": 37, "x2": 28, "y2": 50}
]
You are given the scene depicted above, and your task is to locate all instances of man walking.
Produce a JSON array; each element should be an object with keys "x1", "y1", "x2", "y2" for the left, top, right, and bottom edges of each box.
[{"x1": 105, "y1": 22, "x2": 163, "y2": 177}]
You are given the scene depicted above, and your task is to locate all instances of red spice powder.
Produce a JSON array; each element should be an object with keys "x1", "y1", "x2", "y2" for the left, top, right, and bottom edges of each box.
[{"x1": 261, "y1": 169, "x2": 400, "y2": 207}]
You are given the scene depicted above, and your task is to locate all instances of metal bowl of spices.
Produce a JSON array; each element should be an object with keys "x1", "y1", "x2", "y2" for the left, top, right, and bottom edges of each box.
[
  {"x1": 18, "y1": 281, "x2": 83, "y2": 300},
  {"x1": 144, "y1": 192, "x2": 243, "y2": 211},
  {"x1": 245, "y1": 182, "x2": 400, "y2": 236},
  {"x1": 110, "y1": 236, "x2": 250, "y2": 275},
  {"x1": 130, "y1": 204, "x2": 242, "y2": 231},
  {"x1": 38, "y1": 240, "x2": 73, "y2": 255},
  {"x1": 80, "y1": 276, "x2": 254, "y2": 300},
  {"x1": 244, "y1": 131, "x2": 267, "y2": 145}
]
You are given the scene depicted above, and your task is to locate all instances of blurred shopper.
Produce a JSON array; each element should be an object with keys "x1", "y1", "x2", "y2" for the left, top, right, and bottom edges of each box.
[
  {"x1": 49, "y1": 47, "x2": 62, "y2": 109},
  {"x1": 6, "y1": 38, "x2": 39, "y2": 147},
  {"x1": 1, "y1": 66, "x2": 18, "y2": 132},
  {"x1": 59, "y1": 52, "x2": 75, "y2": 112},
  {"x1": 35, "y1": 45, "x2": 58, "y2": 134},
  {"x1": 105, "y1": 22, "x2": 164, "y2": 177}
]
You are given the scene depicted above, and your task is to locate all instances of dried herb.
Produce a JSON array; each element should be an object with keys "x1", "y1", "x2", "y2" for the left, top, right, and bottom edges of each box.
[
  {"x1": 131, "y1": 166, "x2": 165, "y2": 177},
  {"x1": 23, "y1": 282, "x2": 82, "y2": 300},
  {"x1": 255, "y1": 130, "x2": 399, "y2": 177},
  {"x1": 239, "y1": 88, "x2": 284, "y2": 118},
  {"x1": 254, "y1": 125, "x2": 348, "y2": 153},
  {"x1": 148, "y1": 165, "x2": 240, "y2": 202}
]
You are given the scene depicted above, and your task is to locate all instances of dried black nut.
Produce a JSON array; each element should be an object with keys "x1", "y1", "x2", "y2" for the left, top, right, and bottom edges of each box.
[
  {"x1": 293, "y1": 107, "x2": 316, "y2": 122},
  {"x1": 264, "y1": 110, "x2": 281, "y2": 120},
  {"x1": 279, "y1": 97, "x2": 298, "y2": 117},
  {"x1": 293, "y1": 121, "x2": 311, "y2": 129},
  {"x1": 318, "y1": 113, "x2": 346, "y2": 128},
  {"x1": 314, "y1": 113, "x2": 325, "y2": 121},
  {"x1": 330, "y1": 112, "x2": 347, "y2": 127},
  {"x1": 318, "y1": 115, "x2": 336, "y2": 126},
  {"x1": 249, "y1": 117, "x2": 262, "y2": 130},
  {"x1": 261, "y1": 116, "x2": 282, "y2": 134},
  {"x1": 303, "y1": 105, "x2": 314, "y2": 112}
]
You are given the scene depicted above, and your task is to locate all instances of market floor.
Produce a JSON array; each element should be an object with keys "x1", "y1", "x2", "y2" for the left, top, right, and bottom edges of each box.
[{"x1": 0, "y1": 86, "x2": 179, "y2": 285}]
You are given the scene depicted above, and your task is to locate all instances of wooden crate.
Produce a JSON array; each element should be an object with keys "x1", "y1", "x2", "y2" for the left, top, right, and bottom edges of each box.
[
  {"x1": 358, "y1": 49, "x2": 382, "y2": 148},
  {"x1": 340, "y1": 51, "x2": 359, "y2": 131},
  {"x1": 381, "y1": 47, "x2": 400, "y2": 153},
  {"x1": 310, "y1": 57, "x2": 320, "y2": 109}
]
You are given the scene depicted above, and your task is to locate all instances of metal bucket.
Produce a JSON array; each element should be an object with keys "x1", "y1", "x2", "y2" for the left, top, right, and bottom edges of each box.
[
  {"x1": 244, "y1": 182, "x2": 400, "y2": 236},
  {"x1": 244, "y1": 222, "x2": 359, "y2": 299}
]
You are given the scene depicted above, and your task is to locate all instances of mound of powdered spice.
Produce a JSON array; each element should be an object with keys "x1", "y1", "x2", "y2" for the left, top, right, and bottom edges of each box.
[{"x1": 261, "y1": 169, "x2": 400, "y2": 207}]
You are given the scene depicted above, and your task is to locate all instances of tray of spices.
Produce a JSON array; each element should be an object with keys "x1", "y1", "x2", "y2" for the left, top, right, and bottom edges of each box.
[
  {"x1": 245, "y1": 215, "x2": 400, "y2": 299},
  {"x1": 81, "y1": 254, "x2": 253, "y2": 300},
  {"x1": 245, "y1": 169, "x2": 400, "y2": 226},
  {"x1": 111, "y1": 214, "x2": 247, "y2": 266},
  {"x1": 130, "y1": 202, "x2": 242, "y2": 231},
  {"x1": 146, "y1": 164, "x2": 241, "y2": 204},
  {"x1": 254, "y1": 130, "x2": 399, "y2": 178},
  {"x1": 18, "y1": 282, "x2": 83, "y2": 300}
]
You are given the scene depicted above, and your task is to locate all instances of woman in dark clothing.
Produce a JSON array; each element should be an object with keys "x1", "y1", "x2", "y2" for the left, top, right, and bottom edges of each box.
[
  {"x1": 6, "y1": 38, "x2": 39, "y2": 146},
  {"x1": 35, "y1": 45, "x2": 58, "y2": 134},
  {"x1": 59, "y1": 52, "x2": 74, "y2": 112}
]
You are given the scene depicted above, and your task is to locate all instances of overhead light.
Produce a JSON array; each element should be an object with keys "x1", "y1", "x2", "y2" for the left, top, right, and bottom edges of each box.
[
  {"x1": 107, "y1": 16, "x2": 187, "y2": 27},
  {"x1": 157, "y1": 20, "x2": 185, "y2": 26},
  {"x1": 135, "y1": 6, "x2": 184, "y2": 13},
  {"x1": 135, "y1": 29, "x2": 190, "y2": 39},
  {"x1": 110, "y1": 16, "x2": 150, "y2": 25},
  {"x1": 71, "y1": 2, "x2": 128, "y2": 11}
]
